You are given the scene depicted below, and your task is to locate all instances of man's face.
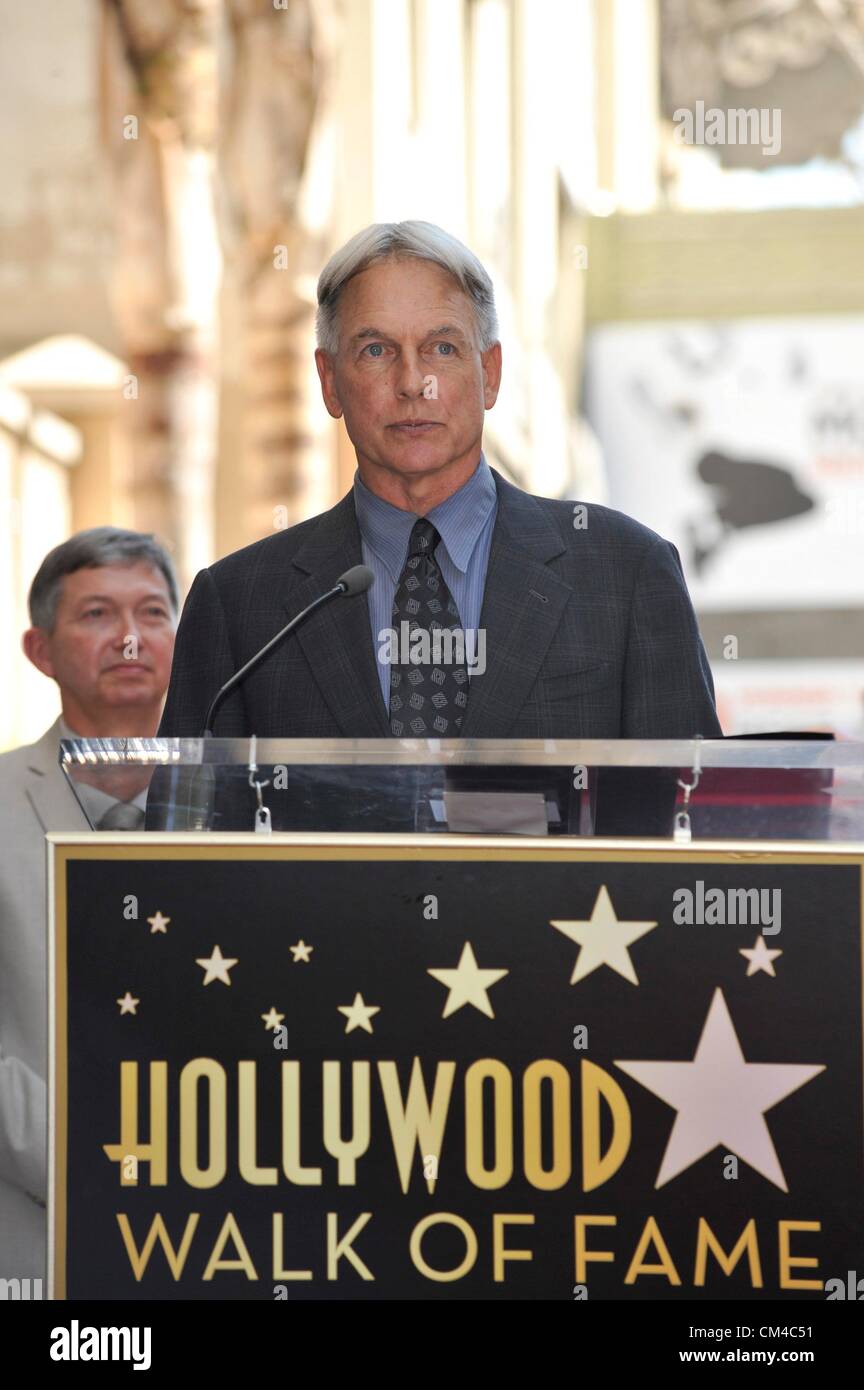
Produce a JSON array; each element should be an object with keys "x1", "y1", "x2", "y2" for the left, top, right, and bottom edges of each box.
[
  {"x1": 24, "y1": 562, "x2": 176, "y2": 720},
  {"x1": 315, "y1": 257, "x2": 501, "y2": 497}
]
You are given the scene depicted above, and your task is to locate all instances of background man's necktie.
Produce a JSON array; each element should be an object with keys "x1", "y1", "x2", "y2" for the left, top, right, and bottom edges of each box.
[
  {"x1": 389, "y1": 518, "x2": 469, "y2": 736},
  {"x1": 97, "y1": 801, "x2": 145, "y2": 831}
]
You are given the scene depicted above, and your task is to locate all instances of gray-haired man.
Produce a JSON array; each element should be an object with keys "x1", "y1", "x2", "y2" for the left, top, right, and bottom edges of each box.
[
  {"x1": 160, "y1": 219, "x2": 720, "y2": 743},
  {"x1": 0, "y1": 527, "x2": 178, "y2": 1282}
]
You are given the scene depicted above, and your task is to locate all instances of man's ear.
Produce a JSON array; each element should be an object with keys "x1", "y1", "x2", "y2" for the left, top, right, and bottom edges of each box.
[
  {"x1": 481, "y1": 341, "x2": 502, "y2": 409},
  {"x1": 22, "y1": 627, "x2": 56, "y2": 679},
  {"x1": 315, "y1": 348, "x2": 344, "y2": 420}
]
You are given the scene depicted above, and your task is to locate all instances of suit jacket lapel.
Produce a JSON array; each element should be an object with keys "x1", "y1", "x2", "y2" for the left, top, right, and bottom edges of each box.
[
  {"x1": 24, "y1": 719, "x2": 91, "y2": 831},
  {"x1": 460, "y1": 471, "x2": 574, "y2": 737},
  {"x1": 289, "y1": 493, "x2": 392, "y2": 736}
]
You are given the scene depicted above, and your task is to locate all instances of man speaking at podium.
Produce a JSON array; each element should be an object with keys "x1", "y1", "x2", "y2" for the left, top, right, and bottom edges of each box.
[{"x1": 159, "y1": 221, "x2": 720, "y2": 741}]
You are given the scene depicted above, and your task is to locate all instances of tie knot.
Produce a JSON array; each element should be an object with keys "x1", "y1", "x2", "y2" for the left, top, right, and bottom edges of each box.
[
  {"x1": 98, "y1": 801, "x2": 145, "y2": 831},
  {"x1": 408, "y1": 517, "x2": 440, "y2": 558}
]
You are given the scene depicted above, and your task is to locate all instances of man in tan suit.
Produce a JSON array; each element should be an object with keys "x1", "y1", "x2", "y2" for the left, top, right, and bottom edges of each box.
[{"x1": 0, "y1": 528, "x2": 177, "y2": 1283}]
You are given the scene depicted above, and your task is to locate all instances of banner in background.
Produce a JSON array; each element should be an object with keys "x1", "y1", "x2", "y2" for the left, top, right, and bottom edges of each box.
[{"x1": 585, "y1": 317, "x2": 864, "y2": 610}]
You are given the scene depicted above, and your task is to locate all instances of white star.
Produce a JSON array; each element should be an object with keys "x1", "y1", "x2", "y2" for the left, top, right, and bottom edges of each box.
[
  {"x1": 261, "y1": 1007, "x2": 285, "y2": 1031},
  {"x1": 549, "y1": 885, "x2": 658, "y2": 985},
  {"x1": 338, "y1": 993, "x2": 381, "y2": 1034},
  {"x1": 428, "y1": 942, "x2": 508, "y2": 1019},
  {"x1": 195, "y1": 945, "x2": 238, "y2": 986},
  {"x1": 616, "y1": 988, "x2": 824, "y2": 1190},
  {"x1": 147, "y1": 910, "x2": 170, "y2": 934},
  {"x1": 117, "y1": 992, "x2": 139, "y2": 1015},
  {"x1": 290, "y1": 940, "x2": 313, "y2": 963},
  {"x1": 740, "y1": 935, "x2": 783, "y2": 977}
]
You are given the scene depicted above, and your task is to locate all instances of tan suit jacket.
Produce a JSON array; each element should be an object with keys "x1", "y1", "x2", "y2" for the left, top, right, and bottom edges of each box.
[{"x1": 0, "y1": 719, "x2": 88, "y2": 1280}]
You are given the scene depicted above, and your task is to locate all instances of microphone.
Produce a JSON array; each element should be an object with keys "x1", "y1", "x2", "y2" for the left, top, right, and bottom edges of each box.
[
  {"x1": 201, "y1": 564, "x2": 373, "y2": 736},
  {"x1": 336, "y1": 564, "x2": 376, "y2": 598}
]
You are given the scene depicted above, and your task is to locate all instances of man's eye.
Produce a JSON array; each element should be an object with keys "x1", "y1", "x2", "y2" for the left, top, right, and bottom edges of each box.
[
  {"x1": 364, "y1": 343, "x2": 386, "y2": 357},
  {"x1": 434, "y1": 342, "x2": 455, "y2": 355},
  {"x1": 82, "y1": 609, "x2": 105, "y2": 619}
]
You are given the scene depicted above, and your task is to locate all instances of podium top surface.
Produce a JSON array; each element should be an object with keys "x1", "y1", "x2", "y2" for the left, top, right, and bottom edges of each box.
[
  {"x1": 58, "y1": 735, "x2": 864, "y2": 770},
  {"x1": 56, "y1": 736, "x2": 864, "y2": 839}
]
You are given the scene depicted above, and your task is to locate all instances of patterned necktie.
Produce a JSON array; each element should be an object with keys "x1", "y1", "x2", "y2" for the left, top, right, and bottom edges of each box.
[
  {"x1": 389, "y1": 518, "x2": 469, "y2": 736},
  {"x1": 97, "y1": 801, "x2": 145, "y2": 831}
]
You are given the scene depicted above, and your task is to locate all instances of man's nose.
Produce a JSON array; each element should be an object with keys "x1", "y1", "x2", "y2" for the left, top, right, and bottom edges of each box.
[
  {"x1": 394, "y1": 350, "x2": 428, "y2": 397},
  {"x1": 115, "y1": 613, "x2": 143, "y2": 651}
]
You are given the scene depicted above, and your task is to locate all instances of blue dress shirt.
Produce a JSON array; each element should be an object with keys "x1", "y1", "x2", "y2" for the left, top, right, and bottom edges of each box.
[{"x1": 353, "y1": 453, "x2": 498, "y2": 707}]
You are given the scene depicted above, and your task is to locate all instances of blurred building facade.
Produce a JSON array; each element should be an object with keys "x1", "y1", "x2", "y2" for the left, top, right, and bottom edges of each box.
[
  {"x1": 0, "y1": 0, "x2": 599, "y2": 746},
  {"x1": 1, "y1": 0, "x2": 862, "y2": 747}
]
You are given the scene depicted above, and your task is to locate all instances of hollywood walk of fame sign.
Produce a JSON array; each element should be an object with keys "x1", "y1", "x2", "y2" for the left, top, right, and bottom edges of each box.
[{"x1": 48, "y1": 835, "x2": 864, "y2": 1301}]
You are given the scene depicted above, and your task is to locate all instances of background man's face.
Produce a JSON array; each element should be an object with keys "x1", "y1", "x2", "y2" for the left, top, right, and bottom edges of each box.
[
  {"x1": 25, "y1": 562, "x2": 176, "y2": 717},
  {"x1": 315, "y1": 257, "x2": 501, "y2": 497}
]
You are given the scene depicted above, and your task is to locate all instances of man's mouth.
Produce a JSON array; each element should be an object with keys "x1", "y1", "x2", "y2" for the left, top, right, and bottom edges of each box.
[{"x1": 389, "y1": 421, "x2": 441, "y2": 434}]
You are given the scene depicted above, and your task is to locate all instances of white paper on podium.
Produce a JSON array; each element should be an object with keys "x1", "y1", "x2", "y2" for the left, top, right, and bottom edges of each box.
[{"x1": 439, "y1": 790, "x2": 549, "y2": 835}]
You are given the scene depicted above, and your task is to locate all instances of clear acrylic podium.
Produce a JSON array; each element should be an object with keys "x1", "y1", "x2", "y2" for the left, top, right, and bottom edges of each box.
[
  {"x1": 58, "y1": 736, "x2": 864, "y2": 840},
  {"x1": 49, "y1": 737, "x2": 864, "y2": 1301}
]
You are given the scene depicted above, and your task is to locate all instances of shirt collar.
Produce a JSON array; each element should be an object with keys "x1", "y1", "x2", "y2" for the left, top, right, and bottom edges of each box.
[{"x1": 353, "y1": 452, "x2": 497, "y2": 581}]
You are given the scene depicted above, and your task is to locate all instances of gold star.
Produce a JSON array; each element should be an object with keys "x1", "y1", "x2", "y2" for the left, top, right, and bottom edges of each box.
[
  {"x1": 338, "y1": 992, "x2": 381, "y2": 1034},
  {"x1": 550, "y1": 885, "x2": 657, "y2": 985},
  {"x1": 739, "y1": 935, "x2": 783, "y2": 977},
  {"x1": 195, "y1": 945, "x2": 238, "y2": 986},
  {"x1": 428, "y1": 942, "x2": 508, "y2": 1019},
  {"x1": 117, "y1": 992, "x2": 139, "y2": 1015},
  {"x1": 261, "y1": 1006, "x2": 285, "y2": 1031},
  {"x1": 147, "y1": 910, "x2": 170, "y2": 934},
  {"x1": 290, "y1": 940, "x2": 313, "y2": 963}
]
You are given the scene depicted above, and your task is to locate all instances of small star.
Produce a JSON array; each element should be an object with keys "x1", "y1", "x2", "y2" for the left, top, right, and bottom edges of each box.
[
  {"x1": 428, "y1": 942, "x2": 508, "y2": 1019},
  {"x1": 147, "y1": 910, "x2": 170, "y2": 934},
  {"x1": 549, "y1": 885, "x2": 658, "y2": 985},
  {"x1": 196, "y1": 945, "x2": 239, "y2": 986},
  {"x1": 290, "y1": 940, "x2": 313, "y2": 963},
  {"x1": 338, "y1": 993, "x2": 381, "y2": 1034},
  {"x1": 261, "y1": 1007, "x2": 285, "y2": 1031},
  {"x1": 740, "y1": 935, "x2": 783, "y2": 977},
  {"x1": 117, "y1": 992, "x2": 139, "y2": 1015}
]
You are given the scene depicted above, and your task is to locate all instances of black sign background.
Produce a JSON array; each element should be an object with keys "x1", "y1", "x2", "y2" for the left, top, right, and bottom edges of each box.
[{"x1": 53, "y1": 843, "x2": 863, "y2": 1300}]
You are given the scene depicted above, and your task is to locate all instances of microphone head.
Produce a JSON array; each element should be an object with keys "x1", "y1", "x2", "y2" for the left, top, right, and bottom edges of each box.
[{"x1": 337, "y1": 564, "x2": 374, "y2": 597}]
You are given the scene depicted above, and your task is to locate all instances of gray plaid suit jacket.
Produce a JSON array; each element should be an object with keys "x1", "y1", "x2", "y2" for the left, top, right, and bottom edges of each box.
[{"x1": 159, "y1": 468, "x2": 721, "y2": 740}]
